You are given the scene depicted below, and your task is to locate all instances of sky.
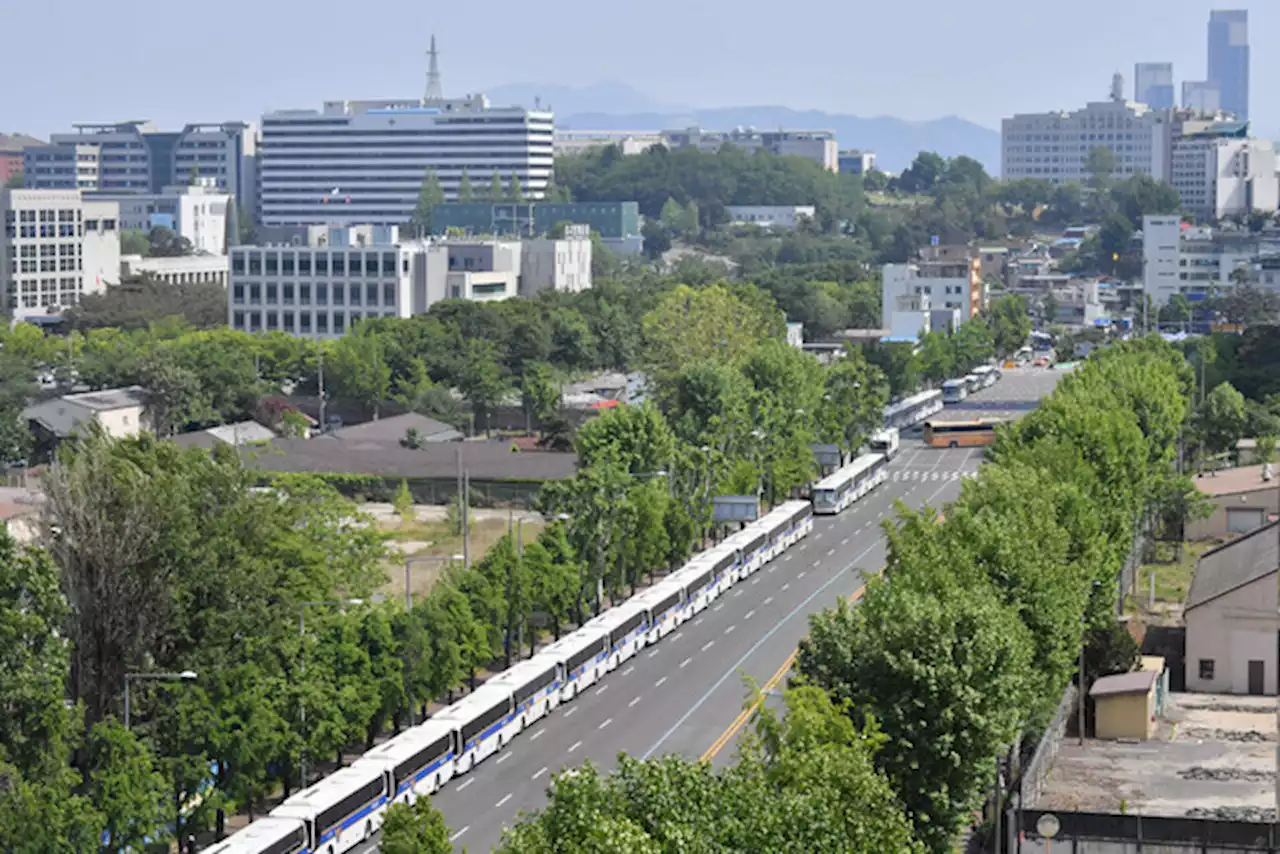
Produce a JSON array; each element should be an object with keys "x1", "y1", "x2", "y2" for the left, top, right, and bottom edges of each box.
[{"x1": 3, "y1": 0, "x2": 1277, "y2": 138}]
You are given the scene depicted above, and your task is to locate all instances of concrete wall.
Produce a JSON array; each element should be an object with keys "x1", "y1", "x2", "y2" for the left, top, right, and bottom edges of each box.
[
  {"x1": 1186, "y1": 575, "x2": 1278, "y2": 695},
  {"x1": 1187, "y1": 487, "x2": 1279, "y2": 540},
  {"x1": 1094, "y1": 691, "x2": 1155, "y2": 740}
]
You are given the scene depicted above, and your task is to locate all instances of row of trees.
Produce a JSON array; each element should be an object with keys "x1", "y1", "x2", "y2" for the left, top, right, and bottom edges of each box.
[{"x1": 475, "y1": 337, "x2": 1187, "y2": 853}]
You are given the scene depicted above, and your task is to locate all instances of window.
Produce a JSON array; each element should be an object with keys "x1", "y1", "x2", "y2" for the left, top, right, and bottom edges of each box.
[
  {"x1": 316, "y1": 313, "x2": 329, "y2": 334},
  {"x1": 248, "y1": 254, "x2": 261, "y2": 275},
  {"x1": 300, "y1": 312, "x2": 312, "y2": 333},
  {"x1": 332, "y1": 254, "x2": 345, "y2": 275},
  {"x1": 1199, "y1": 659, "x2": 1215, "y2": 680},
  {"x1": 315, "y1": 284, "x2": 328, "y2": 306},
  {"x1": 315, "y1": 255, "x2": 328, "y2": 275},
  {"x1": 298, "y1": 255, "x2": 312, "y2": 275},
  {"x1": 366, "y1": 283, "x2": 377, "y2": 305},
  {"x1": 232, "y1": 255, "x2": 245, "y2": 275},
  {"x1": 266, "y1": 311, "x2": 279, "y2": 331},
  {"x1": 233, "y1": 311, "x2": 245, "y2": 330},
  {"x1": 299, "y1": 283, "x2": 312, "y2": 305},
  {"x1": 283, "y1": 283, "x2": 295, "y2": 305},
  {"x1": 348, "y1": 283, "x2": 360, "y2": 306},
  {"x1": 349, "y1": 254, "x2": 362, "y2": 276},
  {"x1": 332, "y1": 284, "x2": 344, "y2": 306},
  {"x1": 265, "y1": 254, "x2": 278, "y2": 276},
  {"x1": 283, "y1": 312, "x2": 295, "y2": 333},
  {"x1": 333, "y1": 312, "x2": 345, "y2": 334},
  {"x1": 383, "y1": 252, "x2": 397, "y2": 275},
  {"x1": 383, "y1": 283, "x2": 396, "y2": 306},
  {"x1": 282, "y1": 255, "x2": 295, "y2": 275},
  {"x1": 233, "y1": 284, "x2": 245, "y2": 304}
]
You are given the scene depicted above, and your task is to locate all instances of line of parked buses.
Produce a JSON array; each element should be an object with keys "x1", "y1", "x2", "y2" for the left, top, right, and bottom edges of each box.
[{"x1": 208, "y1": 375, "x2": 1003, "y2": 854}]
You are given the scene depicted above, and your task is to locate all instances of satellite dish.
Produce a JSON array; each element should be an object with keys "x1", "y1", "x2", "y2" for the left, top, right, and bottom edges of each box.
[{"x1": 1036, "y1": 814, "x2": 1061, "y2": 838}]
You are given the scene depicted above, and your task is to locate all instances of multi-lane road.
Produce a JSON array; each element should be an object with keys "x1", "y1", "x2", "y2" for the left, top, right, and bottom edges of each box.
[{"x1": 357, "y1": 367, "x2": 1062, "y2": 853}]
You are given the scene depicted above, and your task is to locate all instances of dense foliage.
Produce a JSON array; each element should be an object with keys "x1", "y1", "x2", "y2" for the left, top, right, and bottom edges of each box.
[{"x1": 797, "y1": 336, "x2": 1190, "y2": 851}]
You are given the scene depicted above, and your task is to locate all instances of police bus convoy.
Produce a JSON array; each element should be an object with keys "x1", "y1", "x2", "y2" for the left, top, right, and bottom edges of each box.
[{"x1": 211, "y1": 498, "x2": 823, "y2": 853}]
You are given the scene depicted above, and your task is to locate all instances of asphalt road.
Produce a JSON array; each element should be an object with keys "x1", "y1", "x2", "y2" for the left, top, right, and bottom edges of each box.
[{"x1": 354, "y1": 367, "x2": 1063, "y2": 853}]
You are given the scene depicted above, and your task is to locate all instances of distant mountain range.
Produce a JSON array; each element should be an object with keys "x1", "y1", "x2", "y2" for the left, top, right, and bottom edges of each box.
[{"x1": 487, "y1": 82, "x2": 1000, "y2": 175}]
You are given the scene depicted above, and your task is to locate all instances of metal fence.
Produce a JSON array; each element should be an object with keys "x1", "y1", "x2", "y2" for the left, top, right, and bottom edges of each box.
[
  {"x1": 1019, "y1": 809, "x2": 1279, "y2": 852},
  {"x1": 1019, "y1": 682, "x2": 1077, "y2": 807}
]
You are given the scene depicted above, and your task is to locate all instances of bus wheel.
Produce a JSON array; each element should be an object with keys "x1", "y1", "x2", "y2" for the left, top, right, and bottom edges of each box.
[
  {"x1": 948, "y1": 441, "x2": 959, "y2": 449},
  {"x1": 364, "y1": 821, "x2": 373, "y2": 841}
]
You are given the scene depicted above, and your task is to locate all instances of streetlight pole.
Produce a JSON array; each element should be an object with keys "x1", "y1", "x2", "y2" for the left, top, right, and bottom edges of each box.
[
  {"x1": 403, "y1": 554, "x2": 465, "y2": 609},
  {"x1": 123, "y1": 670, "x2": 197, "y2": 730},
  {"x1": 299, "y1": 599, "x2": 363, "y2": 789}
]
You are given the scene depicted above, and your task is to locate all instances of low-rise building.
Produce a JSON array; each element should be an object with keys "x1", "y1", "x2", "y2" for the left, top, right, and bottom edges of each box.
[
  {"x1": 98, "y1": 180, "x2": 231, "y2": 255},
  {"x1": 120, "y1": 253, "x2": 228, "y2": 287},
  {"x1": 662, "y1": 127, "x2": 838, "y2": 171},
  {"x1": 229, "y1": 225, "x2": 591, "y2": 338},
  {"x1": 1186, "y1": 464, "x2": 1279, "y2": 539},
  {"x1": 23, "y1": 386, "x2": 151, "y2": 455},
  {"x1": 882, "y1": 251, "x2": 984, "y2": 332},
  {"x1": 429, "y1": 201, "x2": 640, "y2": 241},
  {"x1": 1185, "y1": 521, "x2": 1278, "y2": 695},
  {"x1": 1142, "y1": 215, "x2": 1280, "y2": 306},
  {"x1": 553, "y1": 131, "x2": 664, "y2": 156},
  {"x1": 1169, "y1": 122, "x2": 1278, "y2": 221},
  {"x1": 1090, "y1": 670, "x2": 1160, "y2": 739},
  {"x1": 1, "y1": 188, "x2": 121, "y2": 319},
  {"x1": 725, "y1": 205, "x2": 816, "y2": 229},
  {"x1": 837, "y1": 150, "x2": 876, "y2": 174}
]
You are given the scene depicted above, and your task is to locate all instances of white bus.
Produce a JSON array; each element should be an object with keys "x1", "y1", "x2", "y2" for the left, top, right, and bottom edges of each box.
[
  {"x1": 583, "y1": 600, "x2": 651, "y2": 670},
  {"x1": 720, "y1": 526, "x2": 770, "y2": 577},
  {"x1": 203, "y1": 817, "x2": 308, "y2": 854},
  {"x1": 942, "y1": 379, "x2": 969, "y2": 404},
  {"x1": 757, "y1": 500, "x2": 813, "y2": 555},
  {"x1": 632, "y1": 580, "x2": 686, "y2": 644},
  {"x1": 435, "y1": 683, "x2": 524, "y2": 774},
  {"x1": 672, "y1": 548, "x2": 735, "y2": 615},
  {"x1": 270, "y1": 765, "x2": 388, "y2": 854},
  {"x1": 487, "y1": 655, "x2": 563, "y2": 729},
  {"x1": 972, "y1": 365, "x2": 999, "y2": 388},
  {"x1": 812, "y1": 453, "x2": 887, "y2": 515},
  {"x1": 882, "y1": 389, "x2": 944, "y2": 430},
  {"x1": 869, "y1": 428, "x2": 899, "y2": 460},
  {"x1": 963, "y1": 373, "x2": 982, "y2": 393},
  {"x1": 540, "y1": 626, "x2": 610, "y2": 702},
  {"x1": 355, "y1": 722, "x2": 455, "y2": 806}
]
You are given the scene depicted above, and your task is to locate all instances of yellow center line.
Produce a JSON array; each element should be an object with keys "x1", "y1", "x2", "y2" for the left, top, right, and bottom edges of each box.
[{"x1": 700, "y1": 569, "x2": 882, "y2": 763}]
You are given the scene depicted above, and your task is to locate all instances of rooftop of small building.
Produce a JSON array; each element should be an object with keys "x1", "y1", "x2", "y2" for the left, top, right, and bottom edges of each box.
[
  {"x1": 1031, "y1": 693, "x2": 1276, "y2": 820},
  {"x1": 61, "y1": 386, "x2": 149, "y2": 411},
  {"x1": 1192, "y1": 464, "x2": 1278, "y2": 497}
]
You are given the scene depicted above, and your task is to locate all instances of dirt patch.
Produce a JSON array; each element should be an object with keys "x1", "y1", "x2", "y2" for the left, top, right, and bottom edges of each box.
[
  {"x1": 1180, "y1": 727, "x2": 1274, "y2": 743},
  {"x1": 1179, "y1": 767, "x2": 1275, "y2": 783}
]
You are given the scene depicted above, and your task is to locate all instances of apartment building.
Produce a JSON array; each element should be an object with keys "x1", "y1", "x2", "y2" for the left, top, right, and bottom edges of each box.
[
  {"x1": 1, "y1": 189, "x2": 120, "y2": 319},
  {"x1": 258, "y1": 94, "x2": 554, "y2": 226},
  {"x1": 882, "y1": 249, "x2": 984, "y2": 339}
]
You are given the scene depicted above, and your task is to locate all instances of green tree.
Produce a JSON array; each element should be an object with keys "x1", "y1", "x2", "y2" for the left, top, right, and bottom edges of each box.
[
  {"x1": 1158, "y1": 293, "x2": 1193, "y2": 328},
  {"x1": 84, "y1": 719, "x2": 170, "y2": 853},
  {"x1": 147, "y1": 226, "x2": 194, "y2": 258},
  {"x1": 520, "y1": 362, "x2": 561, "y2": 436},
  {"x1": 525, "y1": 523, "x2": 580, "y2": 643},
  {"x1": 1085, "y1": 147, "x2": 1117, "y2": 194},
  {"x1": 575, "y1": 402, "x2": 677, "y2": 476},
  {"x1": 138, "y1": 348, "x2": 212, "y2": 437},
  {"x1": 916, "y1": 330, "x2": 954, "y2": 385},
  {"x1": 1200, "y1": 381, "x2": 1249, "y2": 457},
  {"x1": 507, "y1": 174, "x2": 525, "y2": 202},
  {"x1": 411, "y1": 169, "x2": 445, "y2": 235},
  {"x1": 987, "y1": 294, "x2": 1031, "y2": 357},
  {"x1": 457, "y1": 169, "x2": 475, "y2": 203},
  {"x1": 488, "y1": 171, "x2": 505, "y2": 203},
  {"x1": 642, "y1": 283, "x2": 785, "y2": 384},
  {"x1": 1255, "y1": 434, "x2": 1277, "y2": 464},
  {"x1": 393, "y1": 479, "x2": 414, "y2": 523},
  {"x1": 120, "y1": 229, "x2": 150, "y2": 256},
  {"x1": 456, "y1": 339, "x2": 509, "y2": 436},
  {"x1": 326, "y1": 331, "x2": 393, "y2": 419},
  {"x1": 818, "y1": 349, "x2": 889, "y2": 455},
  {"x1": 640, "y1": 219, "x2": 670, "y2": 260},
  {"x1": 381, "y1": 797, "x2": 454, "y2": 854}
]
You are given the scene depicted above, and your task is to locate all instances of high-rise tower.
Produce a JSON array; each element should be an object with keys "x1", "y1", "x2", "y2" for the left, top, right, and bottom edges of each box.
[
  {"x1": 1207, "y1": 10, "x2": 1249, "y2": 120},
  {"x1": 425, "y1": 35, "x2": 444, "y2": 102}
]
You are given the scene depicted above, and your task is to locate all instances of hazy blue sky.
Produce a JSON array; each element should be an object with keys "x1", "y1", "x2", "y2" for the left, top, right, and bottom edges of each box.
[{"x1": 3, "y1": 0, "x2": 1276, "y2": 137}]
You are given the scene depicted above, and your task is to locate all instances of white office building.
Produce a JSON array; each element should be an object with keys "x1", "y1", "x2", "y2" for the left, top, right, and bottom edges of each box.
[
  {"x1": 23, "y1": 121, "x2": 256, "y2": 214},
  {"x1": 725, "y1": 205, "x2": 816, "y2": 229},
  {"x1": 258, "y1": 93, "x2": 554, "y2": 227},
  {"x1": 1002, "y1": 82, "x2": 1172, "y2": 183},
  {"x1": 228, "y1": 225, "x2": 590, "y2": 338},
  {"x1": 1143, "y1": 214, "x2": 1280, "y2": 306},
  {"x1": 882, "y1": 255, "x2": 983, "y2": 339},
  {"x1": 553, "y1": 131, "x2": 664, "y2": 156},
  {"x1": 662, "y1": 127, "x2": 838, "y2": 172},
  {"x1": 1, "y1": 189, "x2": 120, "y2": 319},
  {"x1": 1169, "y1": 128, "x2": 1277, "y2": 221},
  {"x1": 98, "y1": 180, "x2": 231, "y2": 255},
  {"x1": 838, "y1": 150, "x2": 876, "y2": 175}
]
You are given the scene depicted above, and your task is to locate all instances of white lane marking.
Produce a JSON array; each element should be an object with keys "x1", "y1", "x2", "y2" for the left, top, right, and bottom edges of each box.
[
  {"x1": 763, "y1": 597, "x2": 774, "y2": 605},
  {"x1": 782, "y1": 583, "x2": 791, "y2": 591},
  {"x1": 450, "y1": 826, "x2": 470, "y2": 842},
  {"x1": 643, "y1": 536, "x2": 886, "y2": 760},
  {"x1": 457, "y1": 778, "x2": 475, "y2": 792},
  {"x1": 569, "y1": 740, "x2": 582, "y2": 752},
  {"x1": 841, "y1": 537, "x2": 849, "y2": 545},
  {"x1": 714, "y1": 603, "x2": 725, "y2": 611},
  {"x1": 564, "y1": 707, "x2": 577, "y2": 718},
  {"x1": 655, "y1": 676, "x2": 667, "y2": 688},
  {"x1": 769, "y1": 566, "x2": 777, "y2": 573},
  {"x1": 598, "y1": 718, "x2": 613, "y2": 730},
  {"x1": 812, "y1": 559, "x2": 821, "y2": 567},
  {"x1": 595, "y1": 684, "x2": 608, "y2": 696},
  {"x1": 622, "y1": 666, "x2": 635, "y2": 676},
  {"x1": 497, "y1": 752, "x2": 513, "y2": 765},
  {"x1": 629, "y1": 696, "x2": 641, "y2": 708},
  {"x1": 751, "y1": 577, "x2": 760, "y2": 585},
  {"x1": 672, "y1": 632, "x2": 683, "y2": 641},
  {"x1": 814, "y1": 532, "x2": 822, "y2": 539},
  {"x1": 701, "y1": 640, "x2": 715, "y2": 652},
  {"x1": 648, "y1": 649, "x2": 660, "y2": 658},
  {"x1": 826, "y1": 549, "x2": 835, "y2": 557},
  {"x1": 530, "y1": 729, "x2": 545, "y2": 741},
  {"x1": 733, "y1": 589, "x2": 743, "y2": 597},
  {"x1": 680, "y1": 657, "x2": 693, "y2": 668},
  {"x1": 745, "y1": 609, "x2": 756, "y2": 620},
  {"x1": 532, "y1": 767, "x2": 548, "y2": 780},
  {"x1": 798, "y1": 571, "x2": 806, "y2": 579},
  {"x1": 784, "y1": 554, "x2": 792, "y2": 562},
  {"x1": 725, "y1": 625, "x2": 736, "y2": 635}
]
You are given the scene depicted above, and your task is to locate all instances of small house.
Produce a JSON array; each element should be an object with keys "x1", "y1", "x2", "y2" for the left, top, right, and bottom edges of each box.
[{"x1": 1090, "y1": 670, "x2": 1159, "y2": 740}]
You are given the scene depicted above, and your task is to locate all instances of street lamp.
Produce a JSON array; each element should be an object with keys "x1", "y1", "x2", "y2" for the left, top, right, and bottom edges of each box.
[
  {"x1": 124, "y1": 670, "x2": 197, "y2": 730},
  {"x1": 403, "y1": 554, "x2": 465, "y2": 609},
  {"x1": 299, "y1": 599, "x2": 363, "y2": 788}
]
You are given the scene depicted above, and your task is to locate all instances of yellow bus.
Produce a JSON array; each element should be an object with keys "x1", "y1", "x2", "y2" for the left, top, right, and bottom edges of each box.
[{"x1": 922, "y1": 418, "x2": 1006, "y2": 448}]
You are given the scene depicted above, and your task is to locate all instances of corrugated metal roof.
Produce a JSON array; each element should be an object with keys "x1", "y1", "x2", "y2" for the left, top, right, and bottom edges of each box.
[{"x1": 1186, "y1": 521, "x2": 1279, "y2": 611}]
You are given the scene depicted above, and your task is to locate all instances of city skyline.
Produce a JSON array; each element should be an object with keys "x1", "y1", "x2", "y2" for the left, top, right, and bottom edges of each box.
[{"x1": 3, "y1": 0, "x2": 1276, "y2": 140}]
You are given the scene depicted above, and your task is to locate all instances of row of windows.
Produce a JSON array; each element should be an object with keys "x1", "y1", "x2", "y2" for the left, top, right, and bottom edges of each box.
[
  {"x1": 231, "y1": 281, "x2": 398, "y2": 307},
  {"x1": 231, "y1": 308, "x2": 396, "y2": 335},
  {"x1": 231, "y1": 252, "x2": 404, "y2": 277}
]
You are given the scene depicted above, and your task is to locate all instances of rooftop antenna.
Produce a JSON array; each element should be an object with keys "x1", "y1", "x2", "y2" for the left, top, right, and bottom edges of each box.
[{"x1": 425, "y1": 35, "x2": 443, "y2": 102}]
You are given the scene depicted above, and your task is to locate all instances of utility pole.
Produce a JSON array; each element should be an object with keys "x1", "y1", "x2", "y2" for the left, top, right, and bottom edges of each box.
[
  {"x1": 462, "y1": 469, "x2": 471, "y2": 570},
  {"x1": 316, "y1": 341, "x2": 327, "y2": 432}
]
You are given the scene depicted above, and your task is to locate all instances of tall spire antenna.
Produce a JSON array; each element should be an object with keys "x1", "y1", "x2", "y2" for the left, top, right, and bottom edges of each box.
[{"x1": 425, "y1": 35, "x2": 443, "y2": 102}]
